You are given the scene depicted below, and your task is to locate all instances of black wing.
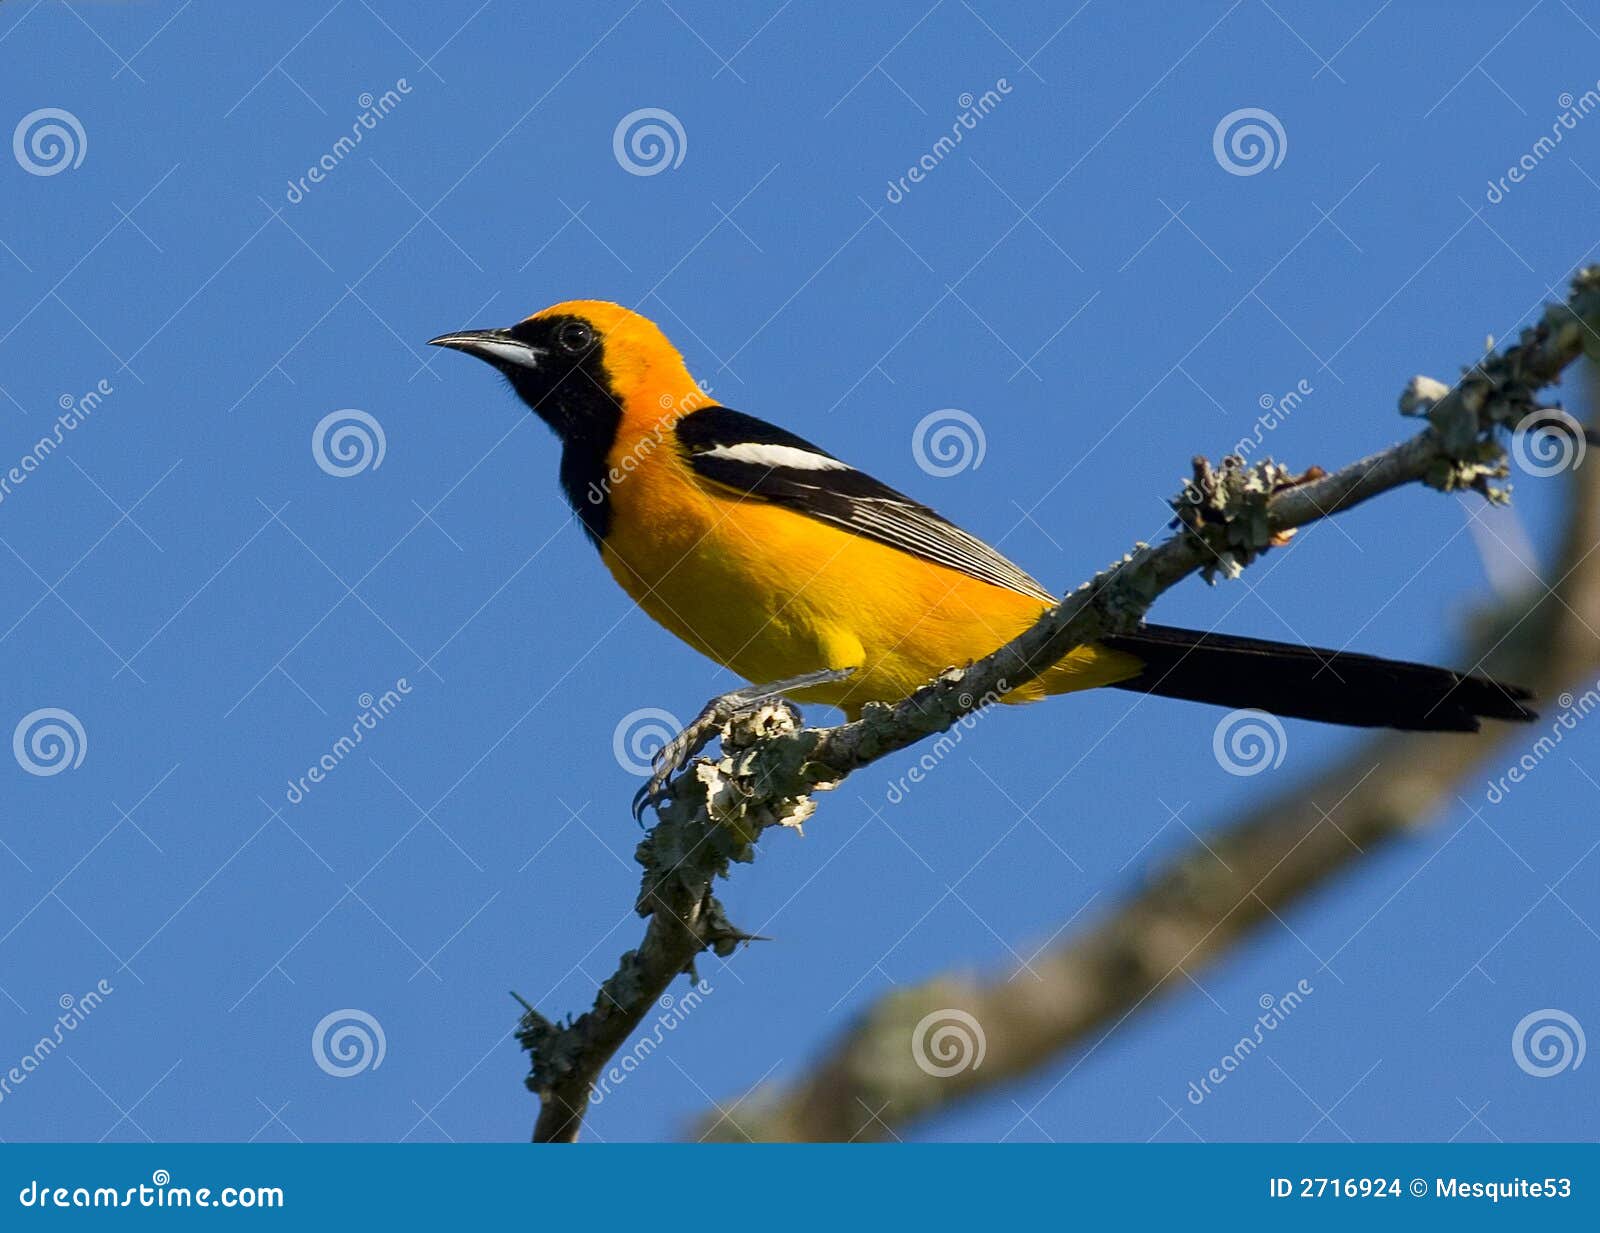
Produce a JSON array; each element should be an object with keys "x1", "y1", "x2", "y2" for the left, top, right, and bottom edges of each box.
[{"x1": 676, "y1": 407, "x2": 1053, "y2": 602}]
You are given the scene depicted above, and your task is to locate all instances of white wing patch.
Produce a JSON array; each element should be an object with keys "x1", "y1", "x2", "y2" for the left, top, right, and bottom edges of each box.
[{"x1": 698, "y1": 442, "x2": 851, "y2": 471}]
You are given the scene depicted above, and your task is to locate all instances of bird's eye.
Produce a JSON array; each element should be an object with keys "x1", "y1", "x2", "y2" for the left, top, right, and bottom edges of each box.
[{"x1": 556, "y1": 321, "x2": 595, "y2": 354}]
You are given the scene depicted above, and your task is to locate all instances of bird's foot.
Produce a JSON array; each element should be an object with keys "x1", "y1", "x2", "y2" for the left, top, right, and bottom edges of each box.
[{"x1": 632, "y1": 667, "x2": 856, "y2": 821}]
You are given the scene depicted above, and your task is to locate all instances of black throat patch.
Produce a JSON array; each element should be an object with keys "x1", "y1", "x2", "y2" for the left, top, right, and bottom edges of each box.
[
  {"x1": 498, "y1": 315, "x2": 625, "y2": 547},
  {"x1": 558, "y1": 416, "x2": 621, "y2": 546}
]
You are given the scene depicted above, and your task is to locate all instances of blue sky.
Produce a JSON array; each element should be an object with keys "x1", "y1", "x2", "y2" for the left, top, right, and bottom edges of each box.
[{"x1": 0, "y1": 0, "x2": 1595, "y2": 1143}]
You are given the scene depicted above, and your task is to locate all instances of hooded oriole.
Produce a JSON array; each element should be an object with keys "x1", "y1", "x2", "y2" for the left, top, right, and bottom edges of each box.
[{"x1": 430, "y1": 301, "x2": 1533, "y2": 801}]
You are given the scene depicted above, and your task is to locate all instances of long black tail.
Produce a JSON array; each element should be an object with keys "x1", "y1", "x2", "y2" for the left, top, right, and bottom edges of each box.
[{"x1": 1100, "y1": 623, "x2": 1536, "y2": 731}]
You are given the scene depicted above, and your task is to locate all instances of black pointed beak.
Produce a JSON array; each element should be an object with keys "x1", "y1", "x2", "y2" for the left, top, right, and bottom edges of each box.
[{"x1": 427, "y1": 328, "x2": 546, "y2": 371}]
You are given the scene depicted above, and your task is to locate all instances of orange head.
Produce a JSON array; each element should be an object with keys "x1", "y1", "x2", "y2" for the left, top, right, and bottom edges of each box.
[{"x1": 429, "y1": 300, "x2": 702, "y2": 441}]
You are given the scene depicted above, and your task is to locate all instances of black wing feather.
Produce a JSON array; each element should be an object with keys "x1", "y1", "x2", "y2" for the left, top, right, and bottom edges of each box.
[{"x1": 676, "y1": 407, "x2": 1053, "y2": 602}]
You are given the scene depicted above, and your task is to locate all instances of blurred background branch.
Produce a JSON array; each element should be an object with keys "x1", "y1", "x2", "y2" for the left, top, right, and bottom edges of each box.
[{"x1": 693, "y1": 370, "x2": 1600, "y2": 1142}]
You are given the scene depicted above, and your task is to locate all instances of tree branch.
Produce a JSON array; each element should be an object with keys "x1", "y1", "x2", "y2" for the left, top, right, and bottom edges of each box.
[{"x1": 520, "y1": 266, "x2": 1600, "y2": 1143}]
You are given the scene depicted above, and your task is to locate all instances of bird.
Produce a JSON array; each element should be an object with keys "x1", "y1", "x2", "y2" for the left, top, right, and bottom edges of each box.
[{"x1": 430, "y1": 300, "x2": 1535, "y2": 813}]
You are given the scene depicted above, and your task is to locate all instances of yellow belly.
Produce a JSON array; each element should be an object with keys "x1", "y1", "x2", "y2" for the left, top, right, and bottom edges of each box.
[{"x1": 598, "y1": 461, "x2": 1142, "y2": 716}]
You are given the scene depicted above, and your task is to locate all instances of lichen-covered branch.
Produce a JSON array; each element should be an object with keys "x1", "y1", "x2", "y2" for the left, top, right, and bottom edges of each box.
[
  {"x1": 692, "y1": 420, "x2": 1600, "y2": 1141},
  {"x1": 520, "y1": 267, "x2": 1600, "y2": 1143}
]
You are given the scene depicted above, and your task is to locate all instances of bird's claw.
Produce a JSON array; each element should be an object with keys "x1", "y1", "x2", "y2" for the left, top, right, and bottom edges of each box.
[
  {"x1": 630, "y1": 667, "x2": 856, "y2": 822},
  {"x1": 632, "y1": 711, "x2": 725, "y2": 821}
]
